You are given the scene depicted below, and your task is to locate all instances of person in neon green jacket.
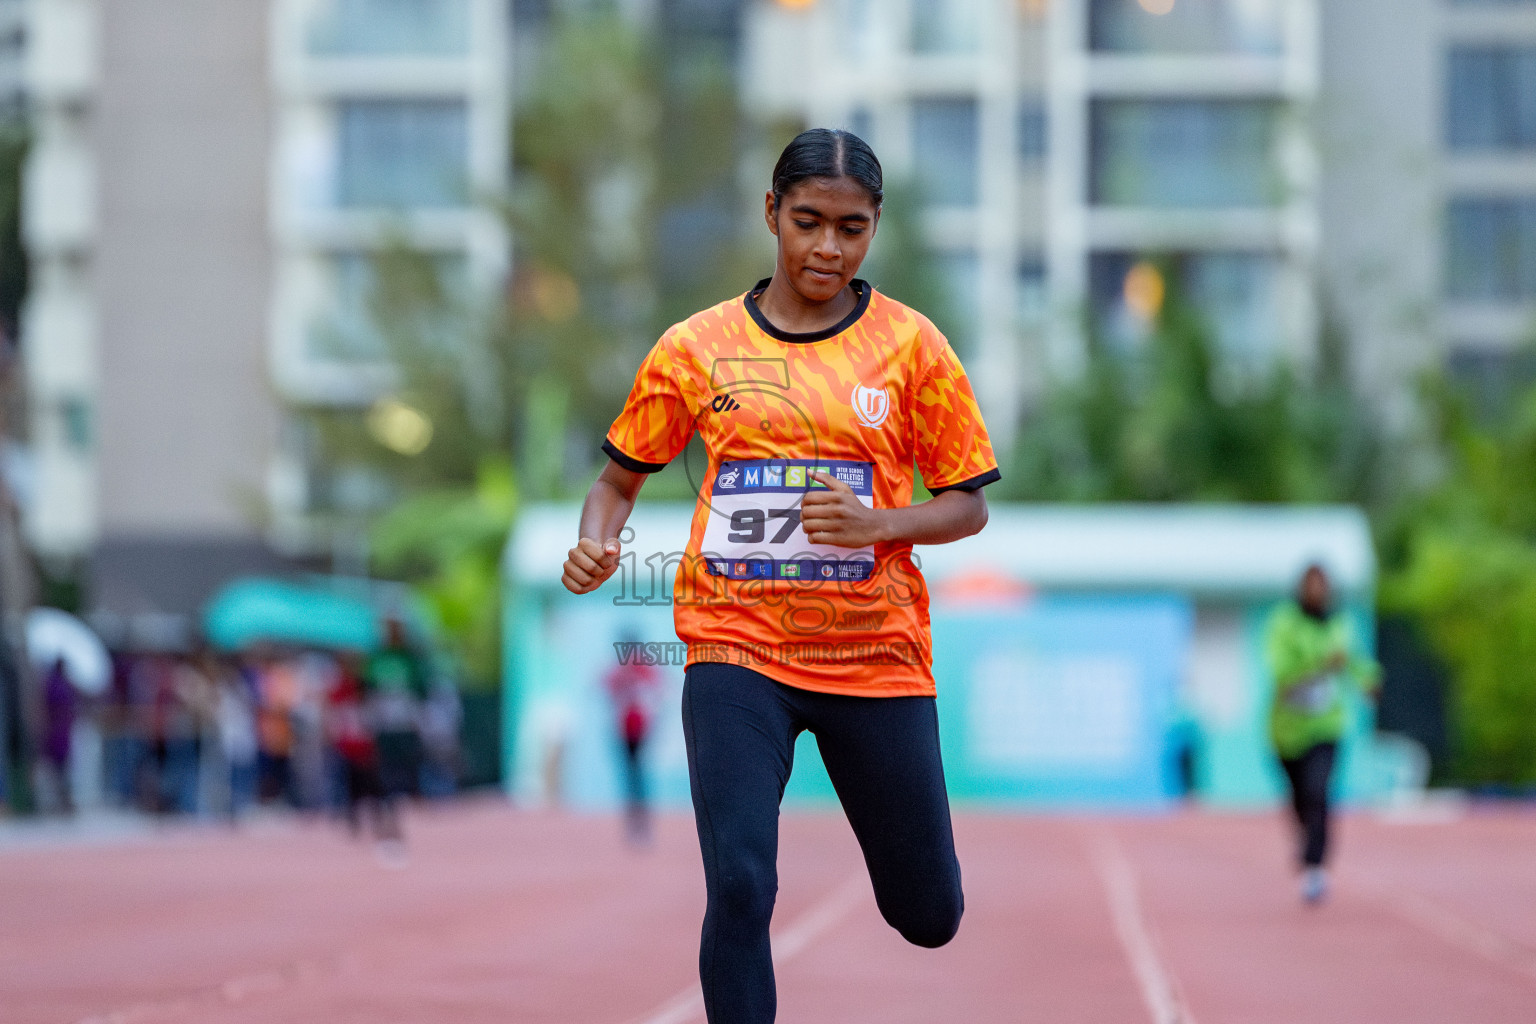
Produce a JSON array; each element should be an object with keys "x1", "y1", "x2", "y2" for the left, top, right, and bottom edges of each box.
[{"x1": 1264, "y1": 564, "x2": 1380, "y2": 904}]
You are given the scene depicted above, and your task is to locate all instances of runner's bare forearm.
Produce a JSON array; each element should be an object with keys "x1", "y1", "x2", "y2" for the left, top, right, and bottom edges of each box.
[
  {"x1": 562, "y1": 461, "x2": 648, "y2": 595},
  {"x1": 579, "y1": 460, "x2": 646, "y2": 544},
  {"x1": 877, "y1": 488, "x2": 988, "y2": 546},
  {"x1": 802, "y1": 474, "x2": 989, "y2": 549}
]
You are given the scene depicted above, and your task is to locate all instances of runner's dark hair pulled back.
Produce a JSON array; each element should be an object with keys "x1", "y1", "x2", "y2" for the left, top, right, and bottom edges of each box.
[{"x1": 771, "y1": 128, "x2": 884, "y2": 210}]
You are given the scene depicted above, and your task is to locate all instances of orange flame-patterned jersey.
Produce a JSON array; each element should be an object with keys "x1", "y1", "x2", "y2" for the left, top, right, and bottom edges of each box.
[{"x1": 603, "y1": 280, "x2": 1000, "y2": 697}]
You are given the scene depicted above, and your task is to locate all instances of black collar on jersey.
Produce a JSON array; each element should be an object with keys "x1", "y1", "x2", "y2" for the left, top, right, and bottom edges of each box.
[{"x1": 745, "y1": 278, "x2": 872, "y2": 343}]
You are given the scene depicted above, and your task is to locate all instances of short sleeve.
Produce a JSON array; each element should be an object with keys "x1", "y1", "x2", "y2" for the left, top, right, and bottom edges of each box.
[
  {"x1": 913, "y1": 340, "x2": 1000, "y2": 495},
  {"x1": 603, "y1": 334, "x2": 697, "y2": 473}
]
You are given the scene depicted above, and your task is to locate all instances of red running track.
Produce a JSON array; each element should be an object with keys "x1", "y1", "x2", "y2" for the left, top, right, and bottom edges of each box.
[{"x1": 3, "y1": 800, "x2": 1534, "y2": 1024}]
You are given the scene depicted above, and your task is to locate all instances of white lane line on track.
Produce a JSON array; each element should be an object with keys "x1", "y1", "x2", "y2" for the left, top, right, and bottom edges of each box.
[
  {"x1": 1367, "y1": 881, "x2": 1536, "y2": 988},
  {"x1": 1086, "y1": 826, "x2": 1198, "y2": 1024},
  {"x1": 631, "y1": 872, "x2": 868, "y2": 1024}
]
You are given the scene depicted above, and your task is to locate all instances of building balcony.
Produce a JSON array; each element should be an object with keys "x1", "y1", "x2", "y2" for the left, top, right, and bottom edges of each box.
[
  {"x1": 22, "y1": 274, "x2": 95, "y2": 393},
  {"x1": 25, "y1": 0, "x2": 96, "y2": 105},
  {"x1": 1086, "y1": 53, "x2": 1296, "y2": 98},
  {"x1": 22, "y1": 135, "x2": 94, "y2": 253},
  {"x1": 1084, "y1": 205, "x2": 1304, "y2": 252}
]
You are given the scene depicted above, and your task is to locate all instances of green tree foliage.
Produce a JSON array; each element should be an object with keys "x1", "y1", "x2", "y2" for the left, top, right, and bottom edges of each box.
[
  {"x1": 1382, "y1": 372, "x2": 1536, "y2": 785},
  {"x1": 370, "y1": 462, "x2": 516, "y2": 689},
  {"x1": 1002, "y1": 262, "x2": 1382, "y2": 506},
  {"x1": 503, "y1": 10, "x2": 786, "y2": 499},
  {"x1": 505, "y1": 12, "x2": 662, "y2": 498}
]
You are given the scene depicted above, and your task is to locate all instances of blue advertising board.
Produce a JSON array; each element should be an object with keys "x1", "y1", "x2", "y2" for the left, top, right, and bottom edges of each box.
[{"x1": 507, "y1": 590, "x2": 1193, "y2": 811}]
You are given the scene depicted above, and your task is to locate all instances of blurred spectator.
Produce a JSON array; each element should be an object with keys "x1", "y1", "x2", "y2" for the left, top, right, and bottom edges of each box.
[
  {"x1": 35, "y1": 657, "x2": 75, "y2": 814},
  {"x1": 255, "y1": 649, "x2": 300, "y2": 806},
  {"x1": 365, "y1": 619, "x2": 427, "y2": 803},
  {"x1": 215, "y1": 655, "x2": 259, "y2": 819},
  {"x1": 178, "y1": 650, "x2": 224, "y2": 816},
  {"x1": 125, "y1": 654, "x2": 161, "y2": 810},
  {"x1": 326, "y1": 660, "x2": 401, "y2": 850},
  {"x1": 605, "y1": 638, "x2": 662, "y2": 844},
  {"x1": 291, "y1": 651, "x2": 339, "y2": 810},
  {"x1": 164, "y1": 654, "x2": 211, "y2": 815},
  {"x1": 138, "y1": 654, "x2": 198, "y2": 815},
  {"x1": 102, "y1": 651, "x2": 142, "y2": 808}
]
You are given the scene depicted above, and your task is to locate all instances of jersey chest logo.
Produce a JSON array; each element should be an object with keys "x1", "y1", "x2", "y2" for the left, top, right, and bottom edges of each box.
[{"x1": 851, "y1": 383, "x2": 891, "y2": 429}]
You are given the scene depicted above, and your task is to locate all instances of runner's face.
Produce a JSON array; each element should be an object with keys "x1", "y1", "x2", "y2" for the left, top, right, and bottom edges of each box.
[
  {"x1": 765, "y1": 176, "x2": 880, "y2": 304},
  {"x1": 1300, "y1": 569, "x2": 1330, "y2": 611}
]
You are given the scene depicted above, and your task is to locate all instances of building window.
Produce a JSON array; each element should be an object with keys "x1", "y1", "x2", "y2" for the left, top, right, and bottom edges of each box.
[
  {"x1": 848, "y1": 107, "x2": 874, "y2": 145},
  {"x1": 336, "y1": 100, "x2": 469, "y2": 208},
  {"x1": 1446, "y1": 48, "x2": 1536, "y2": 151},
  {"x1": 1088, "y1": 0, "x2": 1282, "y2": 56},
  {"x1": 59, "y1": 396, "x2": 92, "y2": 454},
  {"x1": 913, "y1": 98, "x2": 979, "y2": 207},
  {"x1": 309, "y1": 251, "x2": 468, "y2": 363},
  {"x1": 1090, "y1": 252, "x2": 1282, "y2": 366},
  {"x1": 308, "y1": 0, "x2": 471, "y2": 57},
  {"x1": 1018, "y1": 260, "x2": 1047, "y2": 327},
  {"x1": 1445, "y1": 197, "x2": 1536, "y2": 301},
  {"x1": 936, "y1": 250, "x2": 980, "y2": 356},
  {"x1": 1091, "y1": 100, "x2": 1281, "y2": 208},
  {"x1": 1446, "y1": 347, "x2": 1536, "y2": 419},
  {"x1": 911, "y1": 0, "x2": 979, "y2": 54},
  {"x1": 1019, "y1": 101, "x2": 1047, "y2": 162}
]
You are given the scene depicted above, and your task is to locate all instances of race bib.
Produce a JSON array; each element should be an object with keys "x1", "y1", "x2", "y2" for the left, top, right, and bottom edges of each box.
[
  {"x1": 1283, "y1": 674, "x2": 1340, "y2": 715},
  {"x1": 702, "y1": 458, "x2": 877, "y2": 582}
]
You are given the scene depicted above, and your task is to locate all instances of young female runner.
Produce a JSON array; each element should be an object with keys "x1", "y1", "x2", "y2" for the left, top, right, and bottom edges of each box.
[{"x1": 561, "y1": 128, "x2": 999, "y2": 1023}]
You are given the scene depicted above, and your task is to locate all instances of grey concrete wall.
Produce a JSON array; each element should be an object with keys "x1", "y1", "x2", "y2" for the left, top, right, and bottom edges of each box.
[
  {"x1": 1316, "y1": 0, "x2": 1441, "y2": 425},
  {"x1": 94, "y1": 0, "x2": 276, "y2": 537}
]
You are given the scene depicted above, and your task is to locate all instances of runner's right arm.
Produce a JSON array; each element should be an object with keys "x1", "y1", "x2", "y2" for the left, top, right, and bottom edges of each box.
[{"x1": 562, "y1": 460, "x2": 647, "y2": 595}]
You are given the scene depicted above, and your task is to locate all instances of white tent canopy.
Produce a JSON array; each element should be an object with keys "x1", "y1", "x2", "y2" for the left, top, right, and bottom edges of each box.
[{"x1": 507, "y1": 503, "x2": 1374, "y2": 598}]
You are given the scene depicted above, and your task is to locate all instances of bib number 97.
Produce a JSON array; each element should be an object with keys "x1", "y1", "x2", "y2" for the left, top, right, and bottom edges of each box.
[{"x1": 728, "y1": 507, "x2": 801, "y2": 544}]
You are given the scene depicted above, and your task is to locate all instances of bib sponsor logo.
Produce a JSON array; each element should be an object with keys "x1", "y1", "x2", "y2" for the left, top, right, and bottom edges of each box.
[
  {"x1": 834, "y1": 465, "x2": 865, "y2": 489},
  {"x1": 763, "y1": 465, "x2": 783, "y2": 487},
  {"x1": 785, "y1": 465, "x2": 805, "y2": 488},
  {"x1": 717, "y1": 466, "x2": 740, "y2": 490},
  {"x1": 851, "y1": 383, "x2": 890, "y2": 429}
]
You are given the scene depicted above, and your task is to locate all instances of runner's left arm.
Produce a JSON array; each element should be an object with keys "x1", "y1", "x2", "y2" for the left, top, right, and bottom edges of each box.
[{"x1": 802, "y1": 473, "x2": 986, "y2": 547}]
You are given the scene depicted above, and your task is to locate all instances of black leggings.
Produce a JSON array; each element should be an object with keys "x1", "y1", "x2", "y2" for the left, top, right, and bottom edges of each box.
[
  {"x1": 682, "y1": 663, "x2": 963, "y2": 1024},
  {"x1": 1280, "y1": 741, "x2": 1337, "y2": 868}
]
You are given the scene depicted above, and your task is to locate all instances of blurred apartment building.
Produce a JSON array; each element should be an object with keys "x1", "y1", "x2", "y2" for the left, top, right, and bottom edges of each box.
[
  {"x1": 744, "y1": 0, "x2": 1315, "y2": 444},
  {"x1": 14, "y1": 0, "x2": 1536, "y2": 626},
  {"x1": 20, "y1": 0, "x2": 508, "y2": 633},
  {"x1": 744, "y1": 0, "x2": 1536, "y2": 436},
  {"x1": 1320, "y1": 0, "x2": 1536, "y2": 423},
  {"x1": 744, "y1": 0, "x2": 1049, "y2": 449}
]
